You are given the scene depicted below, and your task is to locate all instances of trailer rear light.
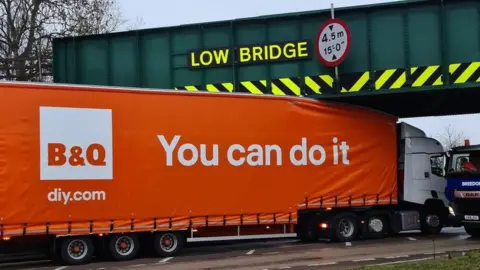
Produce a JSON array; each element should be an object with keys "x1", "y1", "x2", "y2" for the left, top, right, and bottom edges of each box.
[{"x1": 319, "y1": 223, "x2": 329, "y2": 229}]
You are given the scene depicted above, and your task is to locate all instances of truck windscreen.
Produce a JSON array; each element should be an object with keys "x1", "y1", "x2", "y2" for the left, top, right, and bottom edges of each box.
[
  {"x1": 445, "y1": 151, "x2": 480, "y2": 201},
  {"x1": 447, "y1": 152, "x2": 480, "y2": 176}
]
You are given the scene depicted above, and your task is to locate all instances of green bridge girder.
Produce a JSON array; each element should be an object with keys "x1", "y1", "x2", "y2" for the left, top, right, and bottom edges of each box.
[{"x1": 52, "y1": 0, "x2": 480, "y2": 118}]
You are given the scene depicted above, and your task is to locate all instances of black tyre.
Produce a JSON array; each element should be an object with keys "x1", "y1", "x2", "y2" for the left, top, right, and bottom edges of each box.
[
  {"x1": 108, "y1": 234, "x2": 140, "y2": 261},
  {"x1": 420, "y1": 210, "x2": 443, "y2": 235},
  {"x1": 59, "y1": 236, "x2": 94, "y2": 265},
  {"x1": 332, "y1": 213, "x2": 359, "y2": 242},
  {"x1": 363, "y1": 215, "x2": 388, "y2": 239},
  {"x1": 464, "y1": 226, "x2": 480, "y2": 238},
  {"x1": 153, "y1": 232, "x2": 185, "y2": 257}
]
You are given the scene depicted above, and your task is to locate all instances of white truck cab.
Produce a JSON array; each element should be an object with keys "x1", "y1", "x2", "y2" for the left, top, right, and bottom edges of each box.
[
  {"x1": 399, "y1": 122, "x2": 448, "y2": 206},
  {"x1": 297, "y1": 122, "x2": 452, "y2": 243},
  {"x1": 396, "y1": 122, "x2": 449, "y2": 234}
]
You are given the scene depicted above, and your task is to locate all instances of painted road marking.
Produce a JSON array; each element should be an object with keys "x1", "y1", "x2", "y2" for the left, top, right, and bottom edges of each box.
[
  {"x1": 279, "y1": 267, "x2": 291, "y2": 269},
  {"x1": 384, "y1": 255, "x2": 409, "y2": 259},
  {"x1": 345, "y1": 242, "x2": 352, "y2": 247},
  {"x1": 158, "y1": 257, "x2": 174, "y2": 263},
  {"x1": 423, "y1": 252, "x2": 444, "y2": 255},
  {"x1": 54, "y1": 267, "x2": 68, "y2": 270},
  {"x1": 308, "y1": 262, "x2": 338, "y2": 266},
  {"x1": 407, "y1": 237, "x2": 417, "y2": 241},
  {"x1": 352, "y1": 258, "x2": 376, "y2": 262},
  {"x1": 373, "y1": 256, "x2": 434, "y2": 266},
  {"x1": 246, "y1": 249, "x2": 255, "y2": 255}
]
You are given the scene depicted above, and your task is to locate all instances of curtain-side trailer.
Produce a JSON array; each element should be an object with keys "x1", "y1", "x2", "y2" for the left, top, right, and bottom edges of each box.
[{"x1": 0, "y1": 81, "x2": 451, "y2": 265}]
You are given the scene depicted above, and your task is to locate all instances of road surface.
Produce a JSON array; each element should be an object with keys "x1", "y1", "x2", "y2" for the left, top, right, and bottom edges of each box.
[{"x1": 1, "y1": 228, "x2": 478, "y2": 270}]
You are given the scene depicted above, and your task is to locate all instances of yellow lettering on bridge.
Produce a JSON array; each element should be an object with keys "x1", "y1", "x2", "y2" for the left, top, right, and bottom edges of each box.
[{"x1": 188, "y1": 40, "x2": 311, "y2": 69}]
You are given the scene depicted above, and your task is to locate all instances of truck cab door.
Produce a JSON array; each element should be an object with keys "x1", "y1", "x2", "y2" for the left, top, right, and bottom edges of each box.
[{"x1": 429, "y1": 154, "x2": 448, "y2": 206}]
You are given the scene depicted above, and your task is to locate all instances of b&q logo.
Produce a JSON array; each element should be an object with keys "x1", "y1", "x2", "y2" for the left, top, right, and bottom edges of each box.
[
  {"x1": 48, "y1": 143, "x2": 107, "y2": 166},
  {"x1": 39, "y1": 106, "x2": 113, "y2": 180}
]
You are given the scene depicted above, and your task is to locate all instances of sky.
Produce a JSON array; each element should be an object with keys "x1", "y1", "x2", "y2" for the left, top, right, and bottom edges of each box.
[{"x1": 117, "y1": 0, "x2": 480, "y2": 145}]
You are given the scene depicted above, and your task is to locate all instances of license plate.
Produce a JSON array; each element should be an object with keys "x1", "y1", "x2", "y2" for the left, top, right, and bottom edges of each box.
[{"x1": 464, "y1": 215, "x2": 479, "y2": 221}]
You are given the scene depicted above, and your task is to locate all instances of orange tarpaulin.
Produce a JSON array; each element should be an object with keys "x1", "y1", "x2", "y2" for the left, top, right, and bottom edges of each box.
[{"x1": 0, "y1": 82, "x2": 398, "y2": 236}]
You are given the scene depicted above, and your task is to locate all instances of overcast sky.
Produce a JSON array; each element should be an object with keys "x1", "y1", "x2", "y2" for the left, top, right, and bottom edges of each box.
[{"x1": 118, "y1": 0, "x2": 480, "y2": 145}]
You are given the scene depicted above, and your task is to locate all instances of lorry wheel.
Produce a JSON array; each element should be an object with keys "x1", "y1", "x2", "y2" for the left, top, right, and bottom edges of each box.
[
  {"x1": 363, "y1": 215, "x2": 388, "y2": 239},
  {"x1": 332, "y1": 213, "x2": 359, "y2": 242},
  {"x1": 464, "y1": 226, "x2": 480, "y2": 238},
  {"x1": 420, "y1": 211, "x2": 443, "y2": 235},
  {"x1": 153, "y1": 232, "x2": 185, "y2": 257},
  {"x1": 59, "y1": 236, "x2": 94, "y2": 265},
  {"x1": 108, "y1": 234, "x2": 139, "y2": 261}
]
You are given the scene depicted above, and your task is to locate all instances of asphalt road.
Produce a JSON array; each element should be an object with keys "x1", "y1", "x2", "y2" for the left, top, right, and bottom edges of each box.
[{"x1": 2, "y1": 227, "x2": 479, "y2": 270}]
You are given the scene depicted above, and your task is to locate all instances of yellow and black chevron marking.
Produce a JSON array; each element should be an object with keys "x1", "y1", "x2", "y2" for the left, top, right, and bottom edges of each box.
[
  {"x1": 410, "y1": 65, "x2": 443, "y2": 87},
  {"x1": 304, "y1": 74, "x2": 334, "y2": 95},
  {"x1": 205, "y1": 82, "x2": 234, "y2": 93},
  {"x1": 271, "y1": 77, "x2": 301, "y2": 96},
  {"x1": 174, "y1": 85, "x2": 202, "y2": 91},
  {"x1": 339, "y1": 71, "x2": 370, "y2": 93},
  {"x1": 449, "y1": 62, "x2": 480, "y2": 84},
  {"x1": 375, "y1": 68, "x2": 407, "y2": 90},
  {"x1": 238, "y1": 80, "x2": 267, "y2": 94}
]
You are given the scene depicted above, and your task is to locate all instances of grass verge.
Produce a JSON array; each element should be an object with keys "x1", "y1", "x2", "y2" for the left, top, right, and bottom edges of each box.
[{"x1": 359, "y1": 250, "x2": 480, "y2": 270}]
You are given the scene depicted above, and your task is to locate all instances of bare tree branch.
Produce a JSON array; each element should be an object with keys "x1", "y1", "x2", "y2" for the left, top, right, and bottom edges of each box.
[
  {"x1": 0, "y1": 0, "x2": 134, "y2": 82},
  {"x1": 125, "y1": 15, "x2": 145, "y2": 31},
  {"x1": 437, "y1": 124, "x2": 468, "y2": 151}
]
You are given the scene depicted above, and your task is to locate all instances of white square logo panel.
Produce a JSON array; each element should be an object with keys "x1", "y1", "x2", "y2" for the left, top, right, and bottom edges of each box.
[{"x1": 39, "y1": 106, "x2": 113, "y2": 180}]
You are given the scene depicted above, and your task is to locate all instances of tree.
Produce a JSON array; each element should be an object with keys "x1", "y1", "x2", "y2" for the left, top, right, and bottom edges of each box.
[
  {"x1": 437, "y1": 124, "x2": 468, "y2": 151},
  {"x1": 0, "y1": 0, "x2": 135, "y2": 82}
]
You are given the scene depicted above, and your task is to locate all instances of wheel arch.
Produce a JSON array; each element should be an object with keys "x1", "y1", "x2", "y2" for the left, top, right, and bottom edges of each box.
[
  {"x1": 423, "y1": 198, "x2": 448, "y2": 220},
  {"x1": 424, "y1": 198, "x2": 446, "y2": 209}
]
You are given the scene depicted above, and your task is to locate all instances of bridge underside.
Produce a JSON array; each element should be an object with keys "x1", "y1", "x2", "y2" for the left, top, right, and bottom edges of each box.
[{"x1": 316, "y1": 85, "x2": 480, "y2": 118}]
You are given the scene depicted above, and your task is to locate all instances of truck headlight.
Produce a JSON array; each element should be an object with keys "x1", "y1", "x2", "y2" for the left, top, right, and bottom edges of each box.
[{"x1": 448, "y1": 205, "x2": 455, "y2": 216}]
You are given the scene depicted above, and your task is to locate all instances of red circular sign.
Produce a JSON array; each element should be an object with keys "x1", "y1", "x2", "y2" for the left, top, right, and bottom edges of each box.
[{"x1": 315, "y1": 18, "x2": 352, "y2": 67}]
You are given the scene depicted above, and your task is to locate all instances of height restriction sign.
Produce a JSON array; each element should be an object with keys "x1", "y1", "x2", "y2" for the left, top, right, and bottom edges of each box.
[{"x1": 315, "y1": 18, "x2": 351, "y2": 67}]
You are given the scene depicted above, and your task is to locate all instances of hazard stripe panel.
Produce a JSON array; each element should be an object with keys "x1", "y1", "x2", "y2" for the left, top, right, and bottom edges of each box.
[
  {"x1": 173, "y1": 62, "x2": 480, "y2": 95},
  {"x1": 205, "y1": 82, "x2": 234, "y2": 93},
  {"x1": 174, "y1": 85, "x2": 202, "y2": 91},
  {"x1": 304, "y1": 75, "x2": 334, "y2": 96},
  {"x1": 410, "y1": 65, "x2": 443, "y2": 87},
  {"x1": 449, "y1": 62, "x2": 480, "y2": 84},
  {"x1": 375, "y1": 68, "x2": 408, "y2": 90},
  {"x1": 238, "y1": 80, "x2": 267, "y2": 94},
  {"x1": 340, "y1": 72, "x2": 370, "y2": 93},
  {"x1": 271, "y1": 77, "x2": 301, "y2": 96}
]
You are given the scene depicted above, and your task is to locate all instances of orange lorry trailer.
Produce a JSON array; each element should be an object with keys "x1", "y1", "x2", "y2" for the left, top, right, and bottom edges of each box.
[{"x1": 0, "y1": 81, "x2": 447, "y2": 265}]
